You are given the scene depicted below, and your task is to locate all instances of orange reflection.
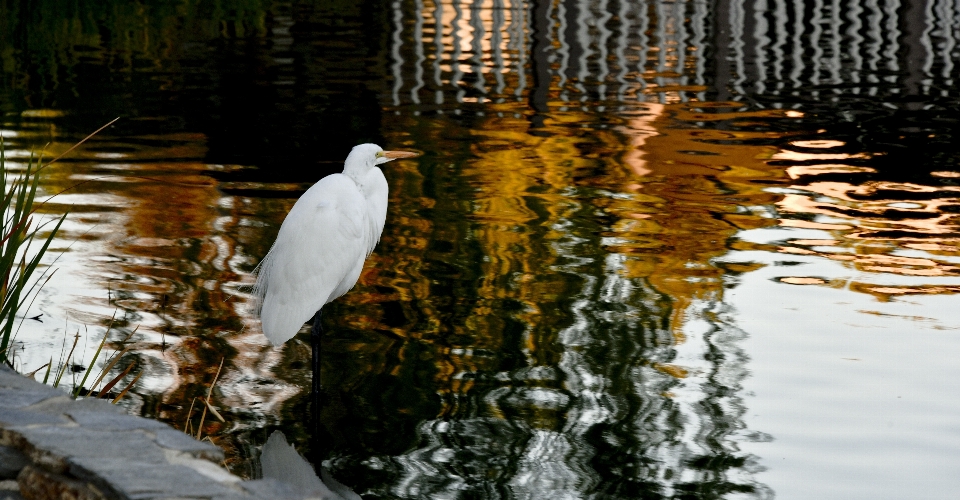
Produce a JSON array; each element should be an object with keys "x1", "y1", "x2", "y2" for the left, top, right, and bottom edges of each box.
[
  {"x1": 775, "y1": 186, "x2": 960, "y2": 276},
  {"x1": 614, "y1": 103, "x2": 787, "y2": 339},
  {"x1": 358, "y1": 100, "x2": 795, "y2": 410},
  {"x1": 763, "y1": 139, "x2": 960, "y2": 288}
]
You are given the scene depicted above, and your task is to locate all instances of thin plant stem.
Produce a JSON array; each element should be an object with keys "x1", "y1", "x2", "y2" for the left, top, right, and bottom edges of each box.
[{"x1": 196, "y1": 357, "x2": 225, "y2": 440}]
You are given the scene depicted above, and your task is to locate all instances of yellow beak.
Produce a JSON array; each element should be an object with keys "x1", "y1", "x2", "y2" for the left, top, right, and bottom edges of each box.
[{"x1": 379, "y1": 150, "x2": 420, "y2": 159}]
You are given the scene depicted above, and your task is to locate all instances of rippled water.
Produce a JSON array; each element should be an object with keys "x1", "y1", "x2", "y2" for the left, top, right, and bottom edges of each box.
[{"x1": 3, "y1": 1, "x2": 960, "y2": 498}]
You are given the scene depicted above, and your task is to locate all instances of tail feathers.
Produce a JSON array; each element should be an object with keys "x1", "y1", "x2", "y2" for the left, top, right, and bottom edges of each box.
[
  {"x1": 260, "y1": 295, "x2": 315, "y2": 345},
  {"x1": 251, "y1": 247, "x2": 275, "y2": 316},
  {"x1": 254, "y1": 246, "x2": 329, "y2": 345}
]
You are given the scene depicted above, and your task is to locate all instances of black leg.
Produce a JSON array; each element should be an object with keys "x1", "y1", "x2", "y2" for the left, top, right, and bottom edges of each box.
[{"x1": 310, "y1": 309, "x2": 322, "y2": 473}]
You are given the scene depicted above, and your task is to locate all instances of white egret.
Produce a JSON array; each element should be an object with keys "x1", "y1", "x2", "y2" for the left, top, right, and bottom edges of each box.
[
  {"x1": 253, "y1": 143, "x2": 417, "y2": 344},
  {"x1": 252, "y1": 143, "x2": 418, "y2": 460}
]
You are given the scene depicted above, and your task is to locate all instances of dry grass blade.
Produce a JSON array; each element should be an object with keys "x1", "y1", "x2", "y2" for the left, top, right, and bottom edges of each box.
[
  {"x1": 39, "y1": 117, "x2": 120, "y2": 171},
  {"x1": 97, "y1": 362, "x2": 135, "y2": 398},
  {"x1": 42, "y1": 356, "x2": 52, "y2": 384},
  {"x1": 183, "y1": 397, "x2": 198, "y2": 433},
  {"x1": 205, "y1": 400, "x2": 225, "y2": 423},
  {"x1": 196, "y1": 404, "x2": 208, "y2": 440},
  {"x1": 26, "y1": 361, "x2": 50, "y2": 379},
  {"x1": 206, "y1": 357, "x2": 225, "y2": 402},
  {"x1": 84, "y1": 346, "x2": 131, "y2": 397},
  {"x1": 196, "y1": 357, "x2": 225, "y2": 440},
  {"x1": 111, "y1": 370, "x2": 143, "y2": 404}
]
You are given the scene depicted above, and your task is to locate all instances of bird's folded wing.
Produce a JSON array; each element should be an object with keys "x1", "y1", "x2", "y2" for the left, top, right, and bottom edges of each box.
[{"x1": 257, "y1": 175, "x2": 369, "y2": 345}]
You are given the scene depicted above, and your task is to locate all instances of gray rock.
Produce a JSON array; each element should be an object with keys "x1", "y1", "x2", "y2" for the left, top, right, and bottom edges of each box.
[
  {"x1": 0, "y1": 446, "x2": 28, "y2": 479},
  {"x1": 67, "y1": 410, "x2": 168, "y2": 432},
  {"x1": 0, "y1": 389, "x2": 60, "y2": 409},
  {"x1": 0, "y1": 407, "x2": 67, "y2": 427},
  {"x1": 0, "y1": 365, "x2": 314, "y2": 499},
  {"x1": 14, "y1": 426, "x2": 167, "y2": 473},
  {"x1": 0, "y1": 368, "x2": 57, "y2": 393},
  {"x1": 69, "y1": 458, "x2": 239, "y2": 499},
  {"x1": 25, "y1": 395, "x2": 126, "y2": 415},
  {"x1": 211, "y1": 494, "x2": 264, "y2": 500},
  {"x1": 0, "y1": 478, "x2": 24, "y2": 500},
  {"x1": 154, "y1": 428, "x2": 224, "y2": 461}
]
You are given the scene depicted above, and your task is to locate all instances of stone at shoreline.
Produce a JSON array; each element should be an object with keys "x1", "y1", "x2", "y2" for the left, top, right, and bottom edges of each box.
[
  {"x1": 0, "y1": 446, "x2": 28, "y2": 479},
  {"x1": 0, "y1": 365, "x2": 313, "y2": 499}
]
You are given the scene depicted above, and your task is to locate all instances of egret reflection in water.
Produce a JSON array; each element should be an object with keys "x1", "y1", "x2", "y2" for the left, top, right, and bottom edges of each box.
[
  {"x1": 260, "y1": 430, "x2": 361, "y2": 500},
  {"x1": 2, "y1": 0, "x2": 960, "y2": 498}
]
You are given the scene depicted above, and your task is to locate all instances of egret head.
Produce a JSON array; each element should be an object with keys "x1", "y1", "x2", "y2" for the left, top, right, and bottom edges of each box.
[{"x1": 343, "y1": 143, "x2": 418, "y2": 178}]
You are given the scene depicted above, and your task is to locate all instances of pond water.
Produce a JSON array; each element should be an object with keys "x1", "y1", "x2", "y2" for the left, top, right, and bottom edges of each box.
[{"x1": 3, "y1": 1, "x2": 960, "y2": 498}]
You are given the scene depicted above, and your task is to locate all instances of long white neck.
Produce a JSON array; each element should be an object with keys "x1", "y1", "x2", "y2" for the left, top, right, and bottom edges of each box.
[
  {"x1": 343, "y1": 162, "x2": 366, "y2": 183},
  {"x1": 344, "y1": 149, "x2": 381, "y2": 185}
]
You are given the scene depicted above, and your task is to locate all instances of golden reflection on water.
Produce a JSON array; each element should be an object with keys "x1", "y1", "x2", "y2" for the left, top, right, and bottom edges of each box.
[
  {"x1": 0, "y1": 0, "x2": 960, "y2": 498},
  {"x1": 6, "y1": 0, "x2": 960, "y2": 496},
  {"x1": 14, "y1": 94, "x2": 960, "y2": 484},
  {"x1": 336, "y1": 102, "x2": 795, "y2": 496},
  {"x1": 764, "y1": 138, "x2": 960, "y2": 300},
  {"x1": 8, "y1": 95, "x2": 960, "y2": 492}
]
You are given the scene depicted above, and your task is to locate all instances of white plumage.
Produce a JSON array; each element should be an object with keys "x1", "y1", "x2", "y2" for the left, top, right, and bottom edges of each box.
[{"x1": 253, "y1": 143, "x2": 417, "y2": 345}]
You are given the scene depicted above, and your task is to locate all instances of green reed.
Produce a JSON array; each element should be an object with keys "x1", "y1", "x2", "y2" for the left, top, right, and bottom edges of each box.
[
  {"x1": 0, "y1": 139, "x2": 66, "y2": 365},
  {"x1": 0, "y1": 120, "x2": 141, "y2": 403}
]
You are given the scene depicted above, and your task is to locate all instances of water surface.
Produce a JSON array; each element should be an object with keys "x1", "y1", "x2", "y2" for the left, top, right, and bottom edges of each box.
[{"x1": 2, "y1": 1, "x2": 960, "y2": 498}]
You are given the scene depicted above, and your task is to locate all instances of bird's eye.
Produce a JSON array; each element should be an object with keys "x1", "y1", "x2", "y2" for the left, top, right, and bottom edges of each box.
[{"x1": 375, "y1": 151, "x2": 384, "y2": 158}]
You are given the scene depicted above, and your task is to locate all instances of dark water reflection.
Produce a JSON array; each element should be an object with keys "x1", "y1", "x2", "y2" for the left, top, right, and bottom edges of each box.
[{"x1": 3, "y1": 0, "x2": 960, "y2": 498}]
